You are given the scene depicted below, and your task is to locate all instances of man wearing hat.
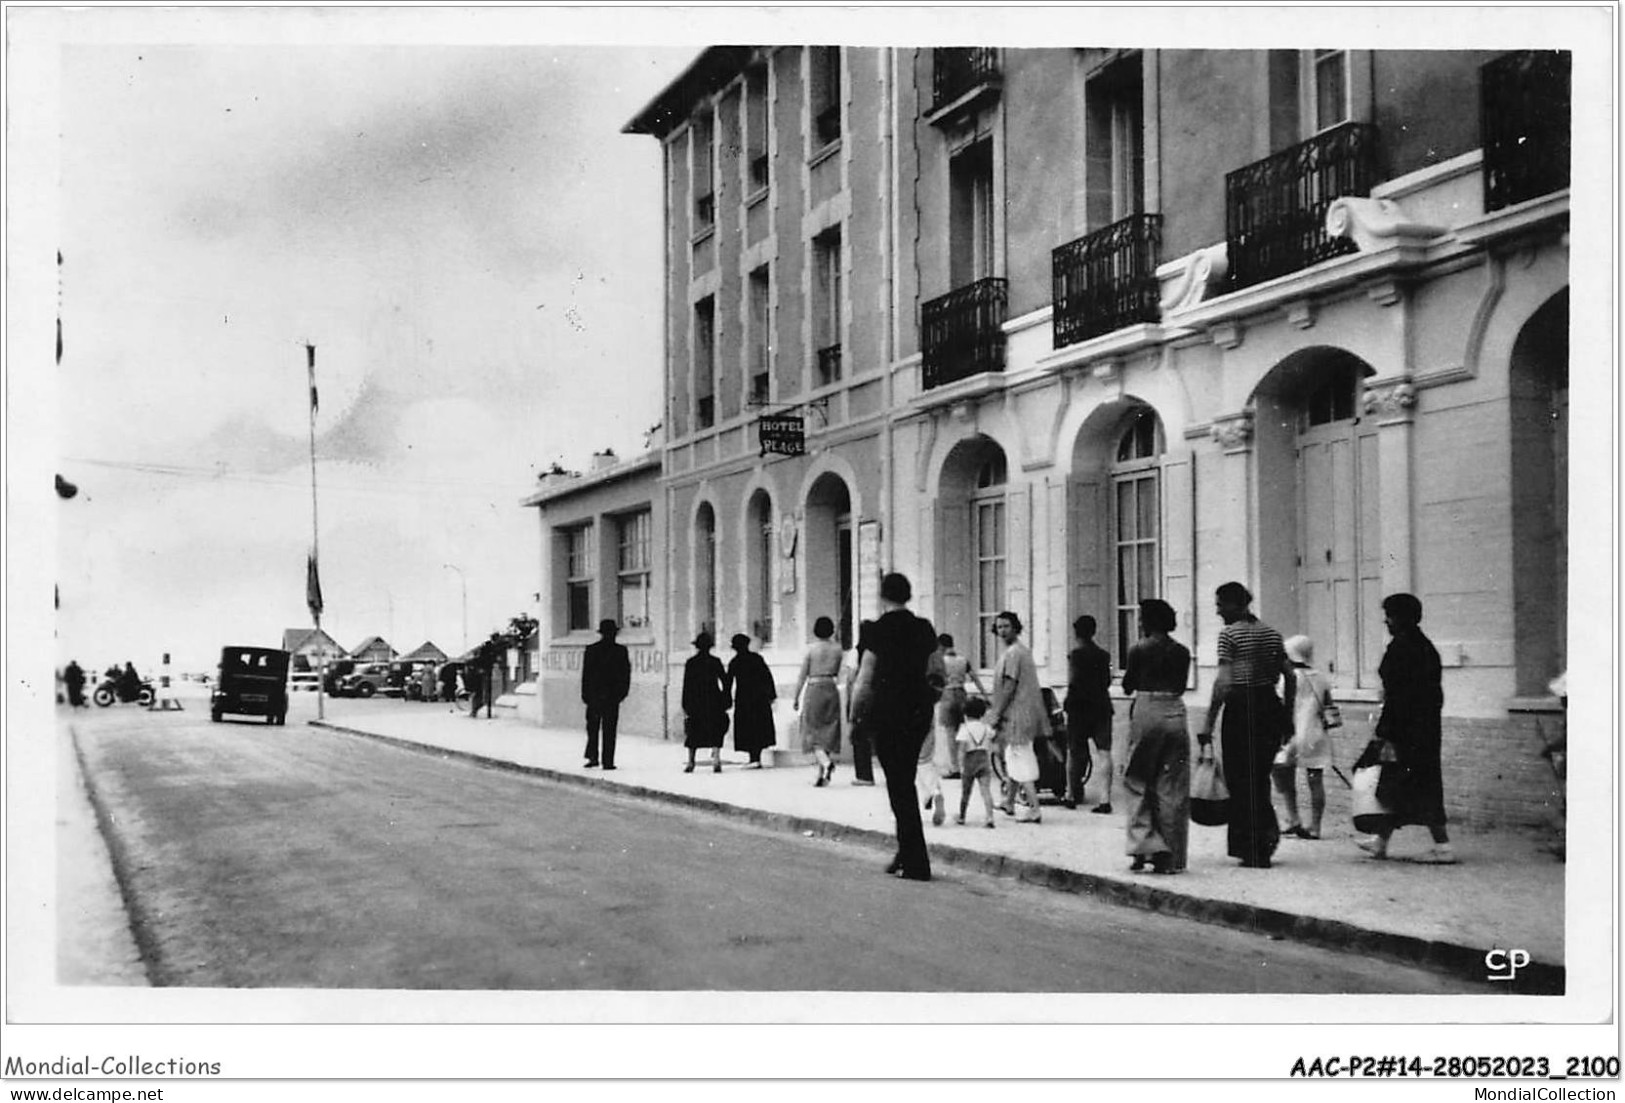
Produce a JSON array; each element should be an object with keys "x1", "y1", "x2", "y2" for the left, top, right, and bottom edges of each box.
[{"x1": 581, "y1": 618, "x2": 632, "y2": 769}]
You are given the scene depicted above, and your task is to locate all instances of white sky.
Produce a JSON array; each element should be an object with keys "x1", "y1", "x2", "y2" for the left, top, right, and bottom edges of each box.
[{"x1": 37, "y1": 18, "x2": 695, "y2": 671}]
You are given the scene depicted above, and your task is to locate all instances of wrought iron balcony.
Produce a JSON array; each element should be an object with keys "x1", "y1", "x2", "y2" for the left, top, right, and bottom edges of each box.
[
  {"x1": 1052, "y1": 213, "x2": 1163, "y2": 349},
  {"x1": 932, "y1": 48, "x2": 1000, "y2": 113},
  {"x1": 921, "y1": 277, "x2": 1008, "y2": 390},
  {"x1": 1481, "y1": 50, "x2": 1571, "y2": 213},
  {"x1": 1225, "y1": 121, "x2": 1378, "y2": 291},
  {"x1": 816, "y1": 343, "x2": 842, "y2": 387}
]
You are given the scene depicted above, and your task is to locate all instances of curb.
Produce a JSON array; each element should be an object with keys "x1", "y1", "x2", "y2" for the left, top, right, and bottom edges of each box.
[
  {"x1": 67, "y1": 725, "x2": 168, "y2": 986},
  {"x1": 312, "y1": 720, "x2": 1563, "y2": 995}
]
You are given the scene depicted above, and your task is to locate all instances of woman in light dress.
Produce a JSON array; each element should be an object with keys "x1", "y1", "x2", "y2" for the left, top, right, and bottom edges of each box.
[{"x1": 792, "y1": 616, "x2": 845, "y2": 786}]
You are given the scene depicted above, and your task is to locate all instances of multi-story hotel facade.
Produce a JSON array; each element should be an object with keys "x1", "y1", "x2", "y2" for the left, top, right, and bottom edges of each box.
[{"x1": 622, "y1": 45, "x2": 1570, "y2": 827}]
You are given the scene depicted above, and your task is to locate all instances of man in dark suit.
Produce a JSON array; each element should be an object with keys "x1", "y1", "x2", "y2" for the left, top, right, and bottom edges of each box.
[
  {"x1": 849, "y1": 573, "x2": 944, "y2": 882},
  {"x1": 581, "y1": 618, "x2": 632, "y2": 769}
]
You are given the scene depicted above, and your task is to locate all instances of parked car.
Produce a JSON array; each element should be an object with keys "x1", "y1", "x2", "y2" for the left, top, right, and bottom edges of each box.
[
  {"x1": 335, "y1": 662, "x2": 392, "y2": 698},
  {"x1": 211, "y1": 646, "x2": 290, "y2": 725},
  {"x1": 321, "y1": 658, "x2": 356, "y2": 696}
]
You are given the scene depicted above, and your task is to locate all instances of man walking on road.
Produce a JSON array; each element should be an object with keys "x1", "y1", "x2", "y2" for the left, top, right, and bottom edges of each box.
[
  {"x1": 581, "y1": 619, "x2": 631, "y2": 769},
  {"x1": 849, "y1": 573, "x2": 944, "y2": 882}
]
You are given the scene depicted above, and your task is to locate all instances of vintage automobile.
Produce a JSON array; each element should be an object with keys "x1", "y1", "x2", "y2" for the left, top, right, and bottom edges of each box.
[
  {"x1": 335, "y1": 662, "x2": 392, "y2": 698},
  {"x1": 211, "y1": 646, "x2": 291, "y2": 725}
]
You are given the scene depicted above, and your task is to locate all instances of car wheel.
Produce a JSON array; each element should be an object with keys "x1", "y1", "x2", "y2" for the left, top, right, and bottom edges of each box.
[
  {"x1": 137, "y1": 687, "x2": 155, "y2": 707},
  {"x1": 93, "y1": 686, "x2": 115, "y2": 707},
  {"x1": 357, "y1": 683, "x2": 376, "y2": 698}
]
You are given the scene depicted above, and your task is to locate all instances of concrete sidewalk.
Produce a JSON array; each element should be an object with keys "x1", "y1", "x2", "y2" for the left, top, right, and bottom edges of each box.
[{"x1": 310, "y1": 704, "x2": 1565, "y2": 993}]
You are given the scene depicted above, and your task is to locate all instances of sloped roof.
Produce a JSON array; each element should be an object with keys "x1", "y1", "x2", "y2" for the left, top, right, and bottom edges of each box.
[
  {"x1": 399, "y1": 641, "x2": 449, "y2": 664},
  {"x1": 281, "y1": 627, "x2": 346, "y2": 655},
  {"x1": 351, "y1": 636, "x2": 395, "y2": 656}
]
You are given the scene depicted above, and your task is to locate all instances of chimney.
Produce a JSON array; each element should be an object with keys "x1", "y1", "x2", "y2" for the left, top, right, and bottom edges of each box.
[{"x1": 591, "y1": 448, "x2": 618, "y2": 471}]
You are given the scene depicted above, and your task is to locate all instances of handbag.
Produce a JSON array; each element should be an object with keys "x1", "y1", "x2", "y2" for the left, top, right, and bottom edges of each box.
[
  {"x1": 1190, "y1": 745, "x2": 1229, "y2": 826},
  {"x1": 1350, "y1": 763, "x2": 1396, "y2": 833}
]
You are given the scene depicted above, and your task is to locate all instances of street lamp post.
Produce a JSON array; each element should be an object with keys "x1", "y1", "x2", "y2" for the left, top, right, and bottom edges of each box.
[{"x1": 443, "y1": 563, "x2": 468, "y2": 654}]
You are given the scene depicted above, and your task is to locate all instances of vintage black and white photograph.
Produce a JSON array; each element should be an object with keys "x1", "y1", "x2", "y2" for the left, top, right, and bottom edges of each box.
[{"x1": 4, "y1": 0, "x2": 1617, "y2": 1086}]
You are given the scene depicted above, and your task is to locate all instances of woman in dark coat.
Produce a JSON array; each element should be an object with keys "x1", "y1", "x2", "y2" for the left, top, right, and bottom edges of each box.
[
  {"x1": 1357, "y1": 593, "x2": 1457, "y2": 864},
  {"x1": 681, "y1": 632, "x2": 731, "y2": 774},
  {"x1": 726, "y1": 634, "x2": 777, "y2": 768}
]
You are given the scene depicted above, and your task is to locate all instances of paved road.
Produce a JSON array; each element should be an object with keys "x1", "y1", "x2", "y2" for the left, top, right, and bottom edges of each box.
[{"x1": 73, "y1": 706, "x2": 1487, "y2": 992}]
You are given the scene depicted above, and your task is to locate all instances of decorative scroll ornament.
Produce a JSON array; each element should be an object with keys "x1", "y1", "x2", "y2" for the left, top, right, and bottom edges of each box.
[
  {"x1": 1209, "y1": 408, "x2": 1256, "y2": 451},
  {"x1": 1325, "y1": 196, "x2": 1446, "y2": 254},
  {"x1": 1159, "y1": 243, "x2": 1231, "y2": 314},
  {"x1": 1362, "y1": 378, "x2": 1418, "y2": 418}
]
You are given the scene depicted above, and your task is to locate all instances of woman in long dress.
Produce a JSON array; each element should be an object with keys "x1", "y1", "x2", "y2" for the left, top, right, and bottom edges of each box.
[
  {"x1": 988, "y1": 611, "x2": 1047, "y2": 823},
  {"x1": 727, "y1": 633, "x2": 777, "y2": 769},
  {"x1": 793, "y1": 616, "x2": 845, "y2": 786},
  {"x1": 1120, "y1": 598, "x2": 1192, "y2": 874},
  {"x1": 681, "y1": 632, "x2": 730, "y2": 774},
  {"x1": 1357, "y1": 593, "x2": 1457, "y2": 864}
]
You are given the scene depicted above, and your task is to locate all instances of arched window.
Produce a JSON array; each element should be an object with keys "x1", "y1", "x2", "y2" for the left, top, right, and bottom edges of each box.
[
  {"x1": 972, "y1": 453, "x2": 1008, "y2": 668},
  {"x1": 746, "y1": 490, "x2": 775, "y2": 643},
  {"x1": 695, "y1": 503, "x2": 717, "y2": 638},
  {"x1": 1112, "y1": 408, "x2": 1163, "y2": 663}
]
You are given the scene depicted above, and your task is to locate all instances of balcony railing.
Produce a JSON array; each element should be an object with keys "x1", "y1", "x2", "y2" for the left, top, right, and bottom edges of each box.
[
  {"x1": 1052, "y1": 213, "x2": 1163, "y2": 349},
  {"x1": 932, "y1": 48, "x2": 1000, "y2": 112},
  {"x1": 1481, "y1": 50, "x2": 1571, "y2": 213},
  {"x1": 921, "y1": 277, "x2": 1008, "y2": 390},
  {"x1": 816, "y1": 343, "x2": 842, "y2": 387},
  {"x1": 1225, "y1": 121, "x2": 1378, "y2": 291}
]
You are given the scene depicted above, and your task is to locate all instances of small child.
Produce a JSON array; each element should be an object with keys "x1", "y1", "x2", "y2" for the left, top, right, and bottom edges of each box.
[
  {"x1": 955, "y1": 697, "x2": 998, "y2": 828},
  {"x1": 1273, "y1": 634, "x2": 1337, "y2": 839}
]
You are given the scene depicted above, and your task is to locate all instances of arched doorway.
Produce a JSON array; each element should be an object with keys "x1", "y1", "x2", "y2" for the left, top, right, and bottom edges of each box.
[
  {"x1": 805, "y1": 474, "x2": 854, "y2": 649},
  {"x1": 744, "y1": 489, "x2": 776, "y2": 644},
  {"x1": 937, "y1": 436, "x2": 1010, "y2": 670},
  {"x1": 694, "y1": 501, "x2": 717, "y2": 639},
  {"x1": 1510, "y1": 289, "x2": 1568, "y2": 696},
  {"x1": 1251, "y1": 347, "x2": 1379, "y2": 689},
  {"x1": 1067, "y1": 402, "x2": 1189, "y2": 671}
]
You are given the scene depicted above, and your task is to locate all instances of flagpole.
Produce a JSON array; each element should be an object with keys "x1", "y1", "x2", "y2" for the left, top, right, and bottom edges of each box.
[{"x1": 307, "y1": 342, "x2": 325, "y2": 721}]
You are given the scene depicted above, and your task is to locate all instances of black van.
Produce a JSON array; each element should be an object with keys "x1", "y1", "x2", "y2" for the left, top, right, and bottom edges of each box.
[{"x1": 211, "y1": 646, "x2": 291, "y2": 725}]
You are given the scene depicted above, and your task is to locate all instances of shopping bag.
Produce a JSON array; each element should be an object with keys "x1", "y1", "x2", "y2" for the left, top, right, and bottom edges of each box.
[
  {"x1": 1190, "y1": 746, "x2": 1229, "y2": 826},
  {"x1": 1350, "y1": 764, "x2": 1396, "y2": 834}
]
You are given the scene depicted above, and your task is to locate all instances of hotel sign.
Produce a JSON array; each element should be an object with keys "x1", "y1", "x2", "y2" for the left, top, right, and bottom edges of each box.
[{"x1": 757, "y1": 413, "x2": 805, "y2": 456}]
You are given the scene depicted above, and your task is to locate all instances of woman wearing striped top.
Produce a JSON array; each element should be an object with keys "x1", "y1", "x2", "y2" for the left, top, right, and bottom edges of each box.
[{"x1": 1197, "y1": 582, "x2": 1294, "y2": 869}]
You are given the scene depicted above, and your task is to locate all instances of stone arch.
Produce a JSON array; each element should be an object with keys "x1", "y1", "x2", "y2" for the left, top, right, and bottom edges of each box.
[
  {"x1": 1509, "y1": 288, "x2": 1569, "y2": 696},
  {"x1": 933, "y1": 433, "x2": 1015, "y2": 669},
  {"x1": 1249, "y1": 346, "x2": 1382, "y2": 688},
  {"x1": 690, "y1": 496, "x2": 720, "y2": 641},
  {"x1": 741, "y1": 485, "x2": 778, "y2": 646},
  {"x1": 1064, "y1": 397, "x2": 1190, "y2": 667},
  {"x1": 803, "y1": 471, "x2": 856, "y2": 650}
]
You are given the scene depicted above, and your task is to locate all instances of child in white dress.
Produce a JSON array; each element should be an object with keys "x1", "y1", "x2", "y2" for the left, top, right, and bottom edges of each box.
[{"x1": 1273, "y1": 634, "x2": 1338, "y2": 839}]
